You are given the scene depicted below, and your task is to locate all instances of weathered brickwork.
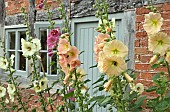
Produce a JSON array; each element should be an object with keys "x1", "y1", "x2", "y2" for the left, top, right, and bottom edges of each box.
[{"x1": 135, "y1": 3, "x2": 170, "y2": 96}]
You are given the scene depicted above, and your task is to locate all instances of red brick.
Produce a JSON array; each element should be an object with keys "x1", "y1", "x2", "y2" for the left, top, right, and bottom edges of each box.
[
  {"x1": 138, "y1": 23, "x2": 144, "y2": 31},
  {"x1": 135, "y1": 47, "x2": 148, "y2": 54},
  {"x1": 161, "y1": 12, "x2": 170, "y2": 20},
  {"x1": 140, "y1": 72, "x2": 154, "y2": 80},
  {"x1": 136, "y1": 15, "x2": 145, "y2": 23},
  {"x1": 135, "y1": 39, "x2": 140, "y2": 47},
  {"x1": 140, "y1": 55, "x2": 152, "y2": 63},
  {"x1": 136, "y1": 7, "x2": 150, "y2": 15},
  {"x1": 136, "y1": 31, "x2": 147, "y2": 39},
  {"x1": 162, "y1": 20, "x2": 170, "y2": 29},
  {"x1": 162, "y1": 3, "x2": 170, "y2": 11},
  {"x1": 140, "y1": 38, "x2": 148, "y2": 47},
  {"x1": 136, "y1": 23, "x2": 139, "y2": 31},
  {"x1": 135, "y1": 63, "x2": 151, "y2": 71}
]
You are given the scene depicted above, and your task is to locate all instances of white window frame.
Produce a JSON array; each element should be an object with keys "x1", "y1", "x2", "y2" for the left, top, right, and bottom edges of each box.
[{"x1": 4, "y1": 20, "x2": 63, "y2": 80}]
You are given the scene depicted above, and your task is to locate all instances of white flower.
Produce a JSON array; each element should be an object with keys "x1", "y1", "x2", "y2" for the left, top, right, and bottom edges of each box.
[
  {"x1": 33, "y1": 80, "x2": 41, "y2": 93},
  {"x1": 72, "y1": 68, "x2": 86, "y2": 81},
  {"x1": 143, "y1": 12, "x2": 163, "y2": 34},
  {"x1": 0, "y1": 86, "x2": 6, "y2": 98},
  {"x1": 7, "y1": 84, "x2": 16, "y2": 95},
  {"x1": 36, "y1": 55, "x2": 41, "y2": 59},
  {"x1": 0, "y1": 57, "x2": 8, "y2": 70},
  {"x1": 149, "y1": 54, "x2": 159, "y2": 65},
  {"x1": 166, "y1": 52, "x2": 170, "y2": 63},
  {"x1": 135, "y1": 83, "x2": 144, "y2": 94},
  {"x1": 5, "y1": 99, "x2": 9, "y2": 104},
  {"x1": 21, "y1": 38, "x2": 37, "y2": 57},
  {"x1": 103, "y1": 40, "x2": 128, "y2": 58},
  {"x1": 32, "y1": 38, "x2": 41, "y2": 51},
  {"x1": 9, "y1": 93, "x2": 14, "y2": 102},
  {"x1": 39, "y1": 77, "x2": 48, "y2": 91},
  {"x1": 148, "y1": 32, "x2": 170, "y2": 56},
  {"x1": 10, "y1": 54, "x2": 15, "y2": 66}
]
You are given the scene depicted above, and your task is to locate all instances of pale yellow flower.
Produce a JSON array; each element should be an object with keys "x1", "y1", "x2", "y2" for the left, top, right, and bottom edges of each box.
[
  {"x1": 143, "y1": 12, "x2": 163, "y2": 34},
  {"x1": 21, "y1": 38, "x2": 37, "y2": 57},
  {"x1": 100, "y1": 55, "x2": 127, "y2": 77},
  {"x1": 10, "y1": 54, "x2": 15, "y2": 67},
  {"x1": 97, "y1": 52, "x2": 105, "y2": 73},
  {"x1": 0, "y1": 86, "x2": 6, "y2": 98},
  {"x1": 124, "y1": 73, "x2": 133, "y2": 83},
  {"x1": 7, "y1": 84, "x2": 16, "y2": 95},
  {"x1": 33, "y1": 80, "x2": 41, "y2": 93},
  {"x1": 165, "y1": 51, "x2": 170, "y2": 63},
  {"x1": 103, "y1": 40, "x2": 128, "y2": 58},
  {"x1": 5, "y1": 99, "x2": 9, "y2": 104},
  {"x1": 135, "y1": 83, "x2": 144, "y2": 94},
  {"x1": 39, "y1": 77, "x2": 48, "y2": 91},
  {"x1": 0, "y1": 57, "x2": 8, "y2": 70},
  {"x1": 148, "y1": 32, "x2": 170, "y2": 56},
  {"x1": 72, "y1": 67, "x2": 86, "y2": 81},
  {"x1": 9, "y1": 93, "x2": 14, "y2": 102}
]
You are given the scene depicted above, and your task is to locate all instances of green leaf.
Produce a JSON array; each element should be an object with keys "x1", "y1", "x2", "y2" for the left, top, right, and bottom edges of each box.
[
  {"x1": 155, "y1": 100, "x2": 169, "y2": 111},
  {"x1": 92, "y1": 75, "x2": 104, "y2": 85},
  {"x1": 100, "y1": 97, "x2": 111, "y2": 106},
  {"x1": 165, "y1": 91, "x2": 170, "y2": 99},
  {"x1": 84, "y1": 79, "x2": 91, "y2": 84},
  {"x1": 32, "y1": 108, "x2": 36, "y2": 112},
  {"x1": 146, "y1": 86, "x2": 157, "y2": 92},
  {"x1": 135, "y1": 96, "x2": 147, "y2": 106},
  {"x1": 64, "y1": 91, "x2": 74, "y2": 99},
  {"x1": 129, "y1": 92, "x2": 138, "y2": 101},
  {"x1": 89, "y1": 63, "x2": 98, "y2": 69},
  {"x1": 151, "y1": 64, "x2": 159, "y2": 69},
  {"x1": 88, "y1": 95, "x2": 105, "y2": 103},
  {"x1": 152, "y1": 73, "x2": 160, "y2": 81}
]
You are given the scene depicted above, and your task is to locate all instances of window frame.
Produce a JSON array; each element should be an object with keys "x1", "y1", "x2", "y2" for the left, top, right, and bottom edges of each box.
[{"x1": 4, "y1": 20, "x2": 63, "y2": 79}]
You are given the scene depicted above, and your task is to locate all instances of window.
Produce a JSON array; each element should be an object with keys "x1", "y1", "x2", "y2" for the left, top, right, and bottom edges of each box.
[{"x1": 5, "y1": 21, "x2": 63, "y2": 79}]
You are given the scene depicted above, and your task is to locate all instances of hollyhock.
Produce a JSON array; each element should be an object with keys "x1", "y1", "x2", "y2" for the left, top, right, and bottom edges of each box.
[
  {"x1": 33, "y1": 80, "x2": 41, "y2": 93},
  {"x1": 7, "y1": 84, "x2": 16, "y2": 95},
  {"x1": 143, "y1": 12, "x2": 163, "y2": 34},
  {"x1": 97, "y1": 52, "x2": 105, "y2": 73},
  {"x1": 69, "y1": 59, "x2": 81, "y2": 71},
  {"x1": 57, "y1": 38, "x2": 70, "y2": 54},
  {"x1": 99, "y1": 55, "x2": 127, "y2": 77},
  {"x1": 103, "y1": 40, "x2": 128, "y2": 58},
  {"x1": 66, "y1": 46, "x2": 80, "y2": 63},
  {"x1": 94, "y1": 33, "x2": 110, "y2": 61},
  {"x1": 165, "y1": 52, "x2": 170, "y2": 63},
  {"x1": 0, "y1": 57, "x2": 8, "y2": 70},
  {"x1": 149, "y1": 54, "x2": 159, "y2": 65},
  {"x1": 104, "y1": 80, "x2": 113, "y2": 92},
  {"x1": 10, "y1": 54, "x2": 15, "y2": 67},
  {"x1": 135, "y1": 83, "x2": 144, "y2": 94},
  {"x1": 21, "y1": 38, "x2": 37, "y2": 57},
  {"x1": 64, "y1": 74, "x2": 71, "y2": 85},
  {"x1": 39, "y1": 77, "x2": 48, "y2": 91},
  {"x1": 148, "y1": 32, "x2": 170, "y2": 56},
  {"x1": 48, "y1": 49, "x2": 54, "y2": 57},
  {"x1": 0, "y1": 86, "x2": 6, "y2": 98},
  {"x1": 68, "y1": 88, "x2": 75, "y2": 102},
  {"x1": 47, "y1": 28, "x2": 60, "y2": 49}
]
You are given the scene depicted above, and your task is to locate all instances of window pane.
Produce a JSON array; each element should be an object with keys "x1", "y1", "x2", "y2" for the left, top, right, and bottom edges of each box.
[
  {"x1": 40, "y1": 53, "x2": 47, "y2": 73},
  {"x1": 8, "y1": 51, "x2": 15, "y2": 69},
  {"x1": 40, "y1": 29, "x2": 47, "y2": 50},
  {"x1": 51, "y1": 54, "x2": 58, "y2": 74},
  {"x1": 9, "y1": 32, "x2": 15, "y2": 49},
  {"x1": 19, "y1": 31, "x2": 26, "y2": 50},
  {"x1": 19, "y1": 52, "x2": 26, "y2": 71}
]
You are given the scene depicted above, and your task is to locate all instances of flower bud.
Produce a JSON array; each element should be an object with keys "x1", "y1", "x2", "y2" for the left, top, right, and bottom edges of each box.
[
  {"x1": 104, "y1": 80, "x2": 113, "y2": 92},
  {"x1": 107, "y1": 27, "x2": 112, "y2": 33},
  {"x1": 64, "y1": 74, "x2": 70, "y2": 85},
  {"x1": 124, "y1": 73, "x2": 133, "y2": 83},
  {"x1": 149, "y1": 54, "x2": 159, "y2": 65}
]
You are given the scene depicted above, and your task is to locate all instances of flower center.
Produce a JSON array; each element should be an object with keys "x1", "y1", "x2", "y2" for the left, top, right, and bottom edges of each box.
[
  {"x1": 41, "y1": 81, "x2": 44, "y2": 86},
  {"x1": 158, "y1": 40, "x2": 163, "y2": 45},
  {"x1": 112, "y1": 49, "x2": 119, "y2": 54},
  {"x1": 151, "y1": 20, "x2": 158, "y2": 26},
  {"x1": 0, "y1": 89, "x2": 2, "y2": 93},
  {"x1": 3, "y1": 61, "x2": 6, "y2": 65},
  {"x1": 27, "y1": 47, "x2": 32, "y2": 51},
  {"x1": 137, "y1": 87, "x2": 140, "y2": 91},
  {"x1": 111, "y1": 61, "x2": 118, "y2": 66}
]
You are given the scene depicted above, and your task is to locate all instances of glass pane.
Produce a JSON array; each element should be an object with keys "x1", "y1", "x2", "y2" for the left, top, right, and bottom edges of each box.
[
  {"x1": 51, "y1": 54, "x2": 58, "y2": 74},
  {"x1": 8, "y1": 51, "x2": 15, "y2": 69},
  {"x1": 9, "y1": 32, "x2": 15, "y2": 49},
  {"x1": 40, "y1": 53, "x2": 47, "y2": 73},
  {"x1": 19, "y1": 31, "x2": 26, "y2": 50},
  {"x1": 40, "y1": 29, "x2": 47, "y2": 50},
  {"x1": 19, "y1": 52, "x2": 26, "y2": 71}
]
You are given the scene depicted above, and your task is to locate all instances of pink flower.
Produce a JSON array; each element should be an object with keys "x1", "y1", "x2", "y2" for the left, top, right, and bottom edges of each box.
[
  {"x1": 94, "y1": 33, "x2": 110, "y2": 62},
  {"x1": 48, "y1": 49, "x2": 53, "y2": 57},
  {"x1": 38, "y1": 3, "x2": 44, "y2": 9},
  {"x1": 66, "y1": 46, "x2": 80, "y2": 63},
  {"x1": 69, "y1": 59, "x2": 81, "y2": 71},
  {"x1": 47, "y1": 28, "x2": 60, "y2": 49},
  {"x1": 57, "y1": 38, "x2": 70, "y2": 54}
]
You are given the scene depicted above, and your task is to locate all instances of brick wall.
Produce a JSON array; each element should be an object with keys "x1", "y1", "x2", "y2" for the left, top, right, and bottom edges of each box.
[
  {"x1": 135, "y1": 3, "x2": 170, "y2": 96},
  {"x1": 5, "y1": 0, "x2": 60, "y2": 15}
]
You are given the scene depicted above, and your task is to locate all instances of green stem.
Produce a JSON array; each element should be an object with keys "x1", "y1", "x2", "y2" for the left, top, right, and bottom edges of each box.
[
  {"x1": 117, "y1": 77, "x2": 126, "y2": 112},
  {"x1": 165, "y1": 61, "x2": 170, "y2": 77},
  {"x1": 39, "y1": 92, "x2": 48, "y2": 112}
]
